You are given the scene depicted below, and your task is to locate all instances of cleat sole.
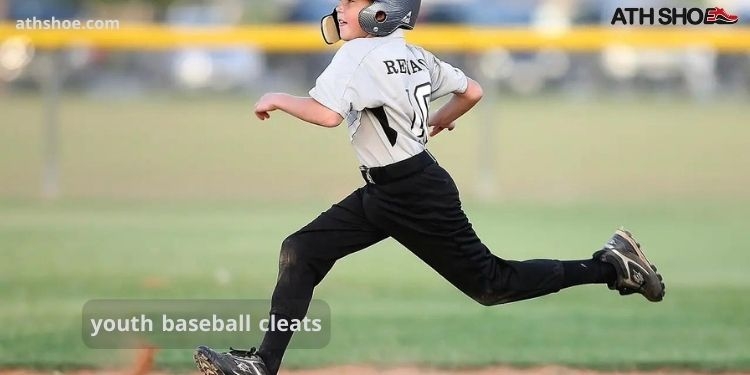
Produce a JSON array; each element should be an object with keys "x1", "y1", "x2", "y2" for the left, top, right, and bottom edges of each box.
[{"x1": 195, "y1": 351, "x2": 224, "y2": 375}]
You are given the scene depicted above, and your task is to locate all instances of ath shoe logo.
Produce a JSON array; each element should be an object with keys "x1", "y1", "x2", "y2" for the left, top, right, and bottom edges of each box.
[
  {"x1": 611, "y1": 7, "x2": 739, "y2": 25},
  {"x1": 706, "y1": 7, "x2": 739, "y2": 24},
  {"x1": 401, "y1": 11, "x2": 412, "y2": 24}
]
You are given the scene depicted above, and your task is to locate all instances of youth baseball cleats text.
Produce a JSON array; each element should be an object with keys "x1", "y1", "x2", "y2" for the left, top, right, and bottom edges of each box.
[
  {"x1": 194, "y1": 346, "x2": 268, "y2": 375},
  {"x1": 593, "y1": 229, "x2": 665, "y2": 302}
]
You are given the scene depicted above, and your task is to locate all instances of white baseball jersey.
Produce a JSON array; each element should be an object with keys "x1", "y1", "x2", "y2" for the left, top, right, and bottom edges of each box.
[{"x1": 309, "y1": 29, "x2": 469, "y2": 168}]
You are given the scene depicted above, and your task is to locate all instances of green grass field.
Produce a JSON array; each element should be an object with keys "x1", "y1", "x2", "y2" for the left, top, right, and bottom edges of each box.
[{"x1": 0, "y1": 94, "x2": 748, "y2": 371}]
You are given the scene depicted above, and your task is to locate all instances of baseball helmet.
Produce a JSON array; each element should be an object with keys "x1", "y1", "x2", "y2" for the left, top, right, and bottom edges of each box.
[{"x1": 321, "y1": 0, "x2": 422, "y2": 44}]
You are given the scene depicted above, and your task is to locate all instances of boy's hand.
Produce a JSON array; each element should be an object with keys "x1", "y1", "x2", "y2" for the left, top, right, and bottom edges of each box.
[
  {"x1": 254, "y1": 93, "x2": 280, "y2": 120},
  {"x1": 428, "y1": 121, "x2": 456, "y2": 137},
  {"x1": 427, "y1": 79, "x2": 483, "y2": 137}
]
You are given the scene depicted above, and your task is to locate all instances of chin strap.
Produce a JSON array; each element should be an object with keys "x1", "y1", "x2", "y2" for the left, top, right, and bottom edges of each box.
[{"x1": 320, "y1": 9, "x2": 341, "y2": 45}]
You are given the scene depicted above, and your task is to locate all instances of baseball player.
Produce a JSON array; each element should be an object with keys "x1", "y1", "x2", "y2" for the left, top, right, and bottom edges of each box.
[{"x1": 194, "y1": 1, "x2": 666, "y2": 374}]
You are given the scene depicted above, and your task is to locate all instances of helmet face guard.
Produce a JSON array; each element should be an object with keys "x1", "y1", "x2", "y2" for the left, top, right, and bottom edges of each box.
[
  {"x1": 320, "y1": 0, "x2": 421, "y2": 44},
  {"x1": 320, "y1": 10, "x2": 341, "y2": 45}
]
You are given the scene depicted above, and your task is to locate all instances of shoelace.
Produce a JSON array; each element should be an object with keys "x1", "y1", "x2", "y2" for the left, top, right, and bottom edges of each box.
[{"x1": 229, "y1": 347, "x2": 258, "y2": 358}]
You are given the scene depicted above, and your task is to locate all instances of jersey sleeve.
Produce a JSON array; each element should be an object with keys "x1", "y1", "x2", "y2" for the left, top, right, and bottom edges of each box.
[
  {"x1": 422, "y1": 49, "x2": 469, "y2": 100},
  {"x1": 309, "y1": 44, "x2": 382, "y2": 118}
]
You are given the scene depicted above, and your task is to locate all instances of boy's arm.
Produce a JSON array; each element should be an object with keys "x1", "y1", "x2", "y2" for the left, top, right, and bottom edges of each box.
[
  {"x1": 428, "y1": 78, "x2": 483, "y2": 137},
  {"x1": 255, "y1": 93, "x2": 343, "y2": 128}
]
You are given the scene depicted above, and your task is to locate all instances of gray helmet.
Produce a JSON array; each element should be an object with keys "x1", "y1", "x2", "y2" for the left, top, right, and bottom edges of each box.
[
  {"x1": 320, "y1": 0, "x2": 421, "y2": 44},
  {"x1": 359, "y1": 0, "x2": 421, "y2": 36}
]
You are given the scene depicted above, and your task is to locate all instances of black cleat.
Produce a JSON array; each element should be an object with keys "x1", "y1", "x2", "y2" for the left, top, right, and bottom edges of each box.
[
  {"x1": 593, "y1": 229, "x2": 665, "y2": 302},
  {"x1": 194, "y1": 346, "x2": 268, "y2": 375}
]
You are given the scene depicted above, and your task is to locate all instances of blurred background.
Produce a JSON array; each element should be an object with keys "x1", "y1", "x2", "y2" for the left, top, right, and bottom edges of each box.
[
  {"x1": 1, "y1": 0, "x2": 749, "y2": 373},
  {"x1": 3, "y1": 0, "x2": 750, "y2": 100},
  {"x1": 1, "y1": 0, "x2": 749, "y2": 202}
]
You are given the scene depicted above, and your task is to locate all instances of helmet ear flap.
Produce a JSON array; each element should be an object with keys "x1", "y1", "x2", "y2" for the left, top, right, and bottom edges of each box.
[{"x1": 320, "y1": 9, "x2": 341, "y2": 44}]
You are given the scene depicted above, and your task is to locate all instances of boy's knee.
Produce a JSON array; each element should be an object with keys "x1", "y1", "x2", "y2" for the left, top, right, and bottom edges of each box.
[
  {"x1": 279, "y1": 235, "x2": 304, "y2": 270},
  {"x1": 277, "y1": 234, "x2": 330, "y2": 286}
]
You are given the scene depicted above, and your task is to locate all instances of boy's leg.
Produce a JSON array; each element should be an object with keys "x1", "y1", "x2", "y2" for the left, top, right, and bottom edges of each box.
[
  {"x1": 363, "y1": 164, "x2": 565, "y2": 304},
  {"x1": 259, "y1": 187, "x2": 387, "y2": 374},
  {"x1": 195, "y1": 188, "x2": 387, "y2": 375},
  {"x1": 365, "y1": 163, "x2": 660, "y2": 306}
]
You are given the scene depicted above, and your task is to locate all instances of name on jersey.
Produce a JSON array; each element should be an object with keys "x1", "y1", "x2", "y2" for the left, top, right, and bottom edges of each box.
[{"x1": 383, "y1": 59, "x2": 427, "y2": 75}]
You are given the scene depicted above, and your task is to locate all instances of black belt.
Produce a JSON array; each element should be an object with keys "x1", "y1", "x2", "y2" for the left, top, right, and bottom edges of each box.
[{"x1": 359, "y1": 150, "x2": 436, "y2": 185}]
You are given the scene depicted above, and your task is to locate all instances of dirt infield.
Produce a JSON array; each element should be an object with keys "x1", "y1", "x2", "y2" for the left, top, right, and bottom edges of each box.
[
  {"x1": 3, "y1": 368, "x2": 750, "y2": 375},
  {"x1": 4, "y1": 350, "x2": 747, "y2": 375},
  {"x1": 283, "y1": 366, "x2": 750, "y2": 375}
]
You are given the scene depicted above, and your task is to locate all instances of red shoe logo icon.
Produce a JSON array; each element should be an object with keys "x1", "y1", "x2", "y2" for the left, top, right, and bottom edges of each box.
[{"x1": 707, "y1": 7, "x2": 739, "y2": 24}]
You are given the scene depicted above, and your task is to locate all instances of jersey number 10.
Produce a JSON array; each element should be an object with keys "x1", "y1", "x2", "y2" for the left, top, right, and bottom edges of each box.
[{"x1": 409, "y1": 82, "x2": 431, "y2": 144}]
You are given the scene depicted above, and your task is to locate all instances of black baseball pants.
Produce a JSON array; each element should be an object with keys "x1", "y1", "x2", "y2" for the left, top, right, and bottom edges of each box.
[
  {"x1": 271, "y1": 162, "x2": 565, "y2": 313},
  {"x1": 258, "y1": 152, "x2": 565, "y2": 374}
]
